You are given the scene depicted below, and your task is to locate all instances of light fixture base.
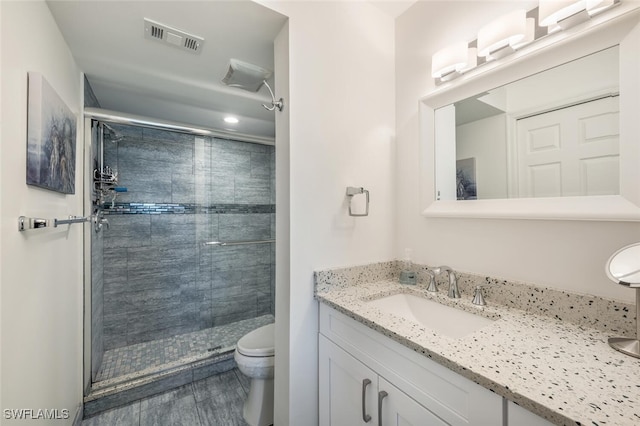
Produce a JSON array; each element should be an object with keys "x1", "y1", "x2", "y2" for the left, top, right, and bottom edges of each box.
[
  {"x1": 488, "y1": 45, "x2": 515, "y2": 61},
  {"x1": 438, "y1": 70, "x2": 463, "y2": 83},
  {"x1": 608, "y1": 337, "x2": 640, "y2": 358},
  {"x1": 557, "y1": 9, "x2": 591, "y2": 30}
]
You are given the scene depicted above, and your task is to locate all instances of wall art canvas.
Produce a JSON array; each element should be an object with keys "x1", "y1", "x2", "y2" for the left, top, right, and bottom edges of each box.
[
  {"x1": 26, "y1": 72, "x2": 77, "y2": 194},
  {"x1": 456, "y1": 157, "x2": 477, "y2": 200}
]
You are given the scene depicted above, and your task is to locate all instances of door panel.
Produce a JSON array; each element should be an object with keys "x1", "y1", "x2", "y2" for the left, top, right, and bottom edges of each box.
[
  {"x1": 516, "y1": 96, "x2": 619, "y2": 197},
  {"x1": 379, "y1": 377, "x2": 448, "y2": 426},
  {"x1": 319, "y1": 335, "x2": 378, "y2": 426}
]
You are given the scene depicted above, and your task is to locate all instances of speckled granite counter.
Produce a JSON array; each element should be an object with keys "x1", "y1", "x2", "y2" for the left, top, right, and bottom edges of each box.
[{"x1": 315, "y1": 262, "x2": 640, "y2": 426}]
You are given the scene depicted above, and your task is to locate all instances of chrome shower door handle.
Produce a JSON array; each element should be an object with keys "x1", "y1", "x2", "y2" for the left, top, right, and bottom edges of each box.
[
  {"x1": 362, "y1": 378, "x2": 372, "y2": 423},
  {"x1": 378, "y1": 390, "x2": 388, "y2": 426}
]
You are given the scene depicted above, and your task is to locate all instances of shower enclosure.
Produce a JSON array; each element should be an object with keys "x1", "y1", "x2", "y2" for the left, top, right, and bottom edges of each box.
[{"x1": 86, "y1": 114, "x2": 275, "y2": 398}]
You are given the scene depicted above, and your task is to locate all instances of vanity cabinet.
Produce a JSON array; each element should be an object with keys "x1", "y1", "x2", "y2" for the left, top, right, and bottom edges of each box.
[
  {"x1": 320, "y1": 335, "x2": 446, "y2": 425},
  {"x1": 318, "y1": 304, "x2": 503, "y2": 425}
]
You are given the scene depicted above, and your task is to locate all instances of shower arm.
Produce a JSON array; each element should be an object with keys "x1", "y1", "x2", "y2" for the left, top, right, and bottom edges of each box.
[{"x1": 262, "y1": 80, "x2": 284, "y2": 112}]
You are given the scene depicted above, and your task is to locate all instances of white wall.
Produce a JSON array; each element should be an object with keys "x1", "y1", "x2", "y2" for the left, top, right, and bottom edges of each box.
[
  {"x1": 1, "y1": 1, "x2": 83, "y2": 424},
  {"x1": 273, "y1": 18, "x2": 291, "y2": 426},
  {"x1": 258, "y1": 1, "x2": 396, "y2": 424},
  {"x1": 396, "y1": 1, "x2": 640, "y2": 304},
  {"x1": 456, "y1": 114, "x2": 508, "y2": 199}
]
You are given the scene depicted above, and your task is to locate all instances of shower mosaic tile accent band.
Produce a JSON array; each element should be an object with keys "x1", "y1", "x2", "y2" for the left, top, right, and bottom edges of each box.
[{"x1": 104, "y1": 202, "x2": 275, "y2": 215}]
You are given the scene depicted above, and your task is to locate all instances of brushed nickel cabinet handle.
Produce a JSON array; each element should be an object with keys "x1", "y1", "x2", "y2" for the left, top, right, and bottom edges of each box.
[
  {"x1": 362, "y1": 378, "x2": 372, "y2": 422},
  {"x1": 378, "y1": 390, "x2": 388, "y2": 426}
]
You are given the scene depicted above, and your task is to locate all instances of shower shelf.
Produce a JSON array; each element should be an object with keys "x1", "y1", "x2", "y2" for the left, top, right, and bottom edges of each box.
[
  {"x1": 94, "y1": 167, "x2": 118, "y2": 188},
  {"x1": 94, "y1": 165, "x2": 119, "y2": 209}
]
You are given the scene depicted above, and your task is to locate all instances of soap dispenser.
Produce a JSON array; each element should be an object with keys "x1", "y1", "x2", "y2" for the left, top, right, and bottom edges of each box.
[{"x1": 399, "y1": 248, "x2": 417, "y2": 285}]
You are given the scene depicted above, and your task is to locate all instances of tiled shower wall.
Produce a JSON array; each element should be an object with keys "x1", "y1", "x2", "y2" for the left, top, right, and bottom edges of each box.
[{"x1": 101, "y1": 123, "x2": 275, "y2": 350}]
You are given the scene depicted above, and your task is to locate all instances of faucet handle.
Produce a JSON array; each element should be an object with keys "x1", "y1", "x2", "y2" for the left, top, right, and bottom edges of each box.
[
  {"x1": 472, "y1": 286, "x2": 486, "y2": 306},
  {"x1": 425, "y1": 270, "x2": 437, "y2": 292}
]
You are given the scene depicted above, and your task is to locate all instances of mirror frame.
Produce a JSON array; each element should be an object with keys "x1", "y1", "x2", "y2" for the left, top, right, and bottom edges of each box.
[{"x1": 419, "y1": 4, "x2": 640, "y2": 221}]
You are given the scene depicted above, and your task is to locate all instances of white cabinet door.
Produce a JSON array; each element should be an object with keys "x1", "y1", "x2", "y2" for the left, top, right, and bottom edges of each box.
[
  {"x1": 320, "y1": 335, "x2": 451, "y2": 426},
  {"x1": 378, "y1": 377, "x2": 449, "y2": 426},
  {"x1": 507, "y1": 401, "x2": 554, "y2": 426},
  {"x1": 319, "y1": 335, "x2": 378, "y2": 426}
]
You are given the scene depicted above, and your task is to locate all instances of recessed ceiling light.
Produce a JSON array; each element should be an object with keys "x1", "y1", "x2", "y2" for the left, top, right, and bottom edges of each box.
[{"x1": 224, "y1": 116, "x2": 239, "y2": 124}]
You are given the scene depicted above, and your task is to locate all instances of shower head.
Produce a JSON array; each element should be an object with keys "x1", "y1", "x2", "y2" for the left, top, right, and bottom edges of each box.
[
  {"x1": 221, "y1": 59, "x2": 272, "y2": 92},
  {"x1": 221, "y1": 59, "x2": 283, "y2": 111},
  {"x1": 103, "y1": 123, "x2": 124, "y2": 142}
]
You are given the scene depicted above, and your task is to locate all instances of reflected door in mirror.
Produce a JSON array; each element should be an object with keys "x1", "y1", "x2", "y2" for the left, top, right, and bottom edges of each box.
[
  {"x1": 516, "y1": 96, "x2": 619, "y2": 197},
  {"x1": 435, "y1": 46, "x2": 620, "y2": 201}
]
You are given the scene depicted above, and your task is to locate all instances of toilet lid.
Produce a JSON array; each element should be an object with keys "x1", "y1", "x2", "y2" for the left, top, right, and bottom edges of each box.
[{"x1": 237, "y1": 323, "x2": 275, "y2": 357}]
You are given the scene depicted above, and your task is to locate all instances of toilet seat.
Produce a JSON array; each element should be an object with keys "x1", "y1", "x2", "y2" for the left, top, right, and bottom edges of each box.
[{"x1": 237, "y1": 323, "x2": 275, "y2": 357}]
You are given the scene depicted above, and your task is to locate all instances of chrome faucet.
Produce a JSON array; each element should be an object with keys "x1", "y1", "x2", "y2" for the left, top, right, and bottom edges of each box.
[{"x1": 431, "y1": 266, "x2": 460, "y2": 299}]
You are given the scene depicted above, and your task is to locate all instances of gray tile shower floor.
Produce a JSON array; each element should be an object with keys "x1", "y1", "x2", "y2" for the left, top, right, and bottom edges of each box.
[
  {"x1": 82, "y1": 369, "x2": 250, "y2": 426},
  {"x1": 97, "y1": 315, "x2": 274, "y2": 382}
]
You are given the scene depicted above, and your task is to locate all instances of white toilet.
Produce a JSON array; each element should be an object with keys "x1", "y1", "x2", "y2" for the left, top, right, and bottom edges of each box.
[{"x1": 234, "y1": 323, "x2": 275, "y2": 426}]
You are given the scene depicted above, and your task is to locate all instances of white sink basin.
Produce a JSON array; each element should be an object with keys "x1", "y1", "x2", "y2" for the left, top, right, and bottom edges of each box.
[{"x1": 366, "y1": 293, "x2": 496, "y2": 339}]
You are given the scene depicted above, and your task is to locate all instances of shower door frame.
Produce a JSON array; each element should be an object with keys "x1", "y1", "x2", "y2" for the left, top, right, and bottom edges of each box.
[
  {"x1": 82, "y1": 117, "x2": 95, "y2": 395},
  {"x1": 81, "y1": 109, "x2": 276, "y2": 395}
]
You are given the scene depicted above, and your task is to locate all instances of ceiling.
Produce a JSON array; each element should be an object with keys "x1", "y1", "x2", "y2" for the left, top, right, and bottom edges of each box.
[
  {"x1": 455, "y1": 93, "x2": 505, "y2": 126},
  {"x1": 47, "y1": 0, "x2": 288, "y2": 139},
  {"x1": 369, "y1": 0, "x2": 418, "y2": 18}
]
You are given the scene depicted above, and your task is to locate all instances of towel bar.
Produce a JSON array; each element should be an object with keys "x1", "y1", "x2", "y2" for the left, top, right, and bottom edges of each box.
[
  {"x1": 18, "y1": 215, "x2": 89, "y2": 232},
  {"x1": 346, "y1": 187, "x2": 370, "y2": 217}
]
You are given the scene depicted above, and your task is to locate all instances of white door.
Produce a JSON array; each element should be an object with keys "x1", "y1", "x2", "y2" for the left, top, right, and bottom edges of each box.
[
  {"x1": 516, "y1": 96, "x2": 619, "y2": 198},
  {"x1": 319, "y1": 335, "x2": 378, "y2": 426},
  {"x1": 378, "y1": 377, "x2": 449, "y2": 426}
]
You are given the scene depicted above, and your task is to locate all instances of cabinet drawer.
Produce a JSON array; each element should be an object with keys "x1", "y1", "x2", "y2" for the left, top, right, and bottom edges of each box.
[{"x1": 319, "y1": 304, "x2": 503, "y2": 426}]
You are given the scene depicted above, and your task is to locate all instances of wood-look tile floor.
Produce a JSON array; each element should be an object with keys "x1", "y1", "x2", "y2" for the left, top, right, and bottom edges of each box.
[{"x1": 82, "y1": 369, "x2": 250, "y2": 426}]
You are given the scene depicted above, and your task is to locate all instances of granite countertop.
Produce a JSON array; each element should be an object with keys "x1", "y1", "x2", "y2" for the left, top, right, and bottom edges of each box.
[{"x1": 315, "y1": 274, "x2": 640, "y2": 426}]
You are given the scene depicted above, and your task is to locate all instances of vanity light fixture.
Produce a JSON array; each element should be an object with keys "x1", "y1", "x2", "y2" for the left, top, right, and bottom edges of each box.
[
  {"x1": 512, "y1": 16, "x2": 536, "y2": 50},
  {"x1": 477, "y1": 9, "x2": 528, "y2": 59},
  {"x1": 431, "y1": 42, "x2": 477, "y2": 82},
  {"x1": 539, "y1": 0, "x2": 617, "y2": 29},
  {"x1": 431, "y1": 41, "x2": 468, "y2": 79},
  {"x1": 589, "y1": 0, "x2": 617, "y2": 14},
  {"x1": 430, "y1": 0, "x2": 620, "y2": 84}
]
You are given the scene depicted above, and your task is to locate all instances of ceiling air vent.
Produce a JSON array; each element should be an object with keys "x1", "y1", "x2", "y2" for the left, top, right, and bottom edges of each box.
[{"x1": 143, "y1": 18, "x2": 204, "y2": 54}]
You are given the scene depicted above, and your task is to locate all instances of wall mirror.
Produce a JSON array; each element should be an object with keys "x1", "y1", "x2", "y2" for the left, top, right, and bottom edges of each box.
[
  {"x1": 419, "y1": 5, "x2": 640, "y2": 220},
  {"x1": 443, "y1": 46, "x2": 619, "y2": 201}
]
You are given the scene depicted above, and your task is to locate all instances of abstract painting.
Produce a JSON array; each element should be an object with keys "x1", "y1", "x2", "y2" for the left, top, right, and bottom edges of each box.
[
  {"x1": 26, "y1": 72, "x2": 76, "y2": 194},
  {"x1": 456, "y1": 157, "x2": 477, "y2": 200}
]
